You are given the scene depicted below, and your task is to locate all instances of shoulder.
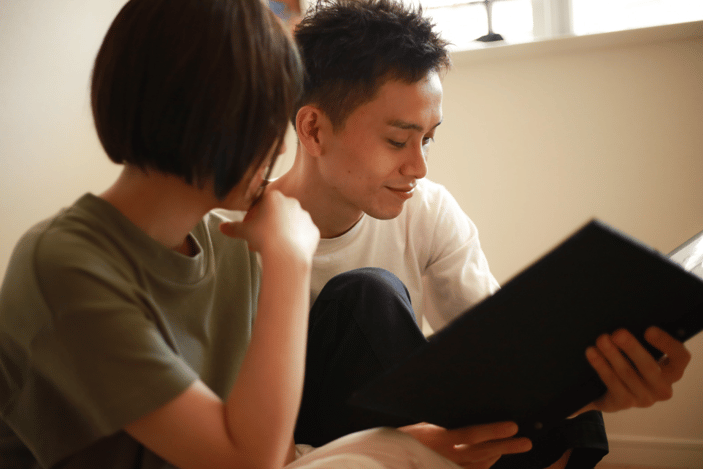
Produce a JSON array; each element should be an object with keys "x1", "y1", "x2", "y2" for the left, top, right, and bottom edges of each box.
[
  {"x1": 31, "y1": 198, "x2": 136, "y2": 281},
  {"x1": 11, "y1": 201, "x2": 102, "y2": 282},
  {"x1": 1, "y1": 213, "x2": 64, "y2": 303}
]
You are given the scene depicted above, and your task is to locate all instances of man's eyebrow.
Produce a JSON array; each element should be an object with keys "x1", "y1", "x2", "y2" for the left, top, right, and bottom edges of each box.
[{"x1": 386, "y1": 119, "x2": 443, "y2": 132}]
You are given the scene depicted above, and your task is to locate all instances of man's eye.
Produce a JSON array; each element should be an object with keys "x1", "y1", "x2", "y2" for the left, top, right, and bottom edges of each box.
[
  {"x1": 422, "y1": 136, "x2": 435, "y2": 146},
  {"x1": 388, "y1": 139, "x2": 406, "y2": 148}
]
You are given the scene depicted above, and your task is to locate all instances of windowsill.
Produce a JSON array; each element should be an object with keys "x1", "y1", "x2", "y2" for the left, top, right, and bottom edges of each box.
[{"x1": 449, "y1": 19, "x2": 703, "y2": 65}]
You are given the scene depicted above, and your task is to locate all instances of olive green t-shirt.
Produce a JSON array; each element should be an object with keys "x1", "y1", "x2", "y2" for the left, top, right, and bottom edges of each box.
[{"x1": 0, "y1": 194, "x2": 260, "y2": 468}]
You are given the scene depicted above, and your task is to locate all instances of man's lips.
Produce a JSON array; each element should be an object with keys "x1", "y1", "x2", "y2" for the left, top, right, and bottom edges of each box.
[{"x1": 386, "y1": 183, "x2": 416, "y2": 198}]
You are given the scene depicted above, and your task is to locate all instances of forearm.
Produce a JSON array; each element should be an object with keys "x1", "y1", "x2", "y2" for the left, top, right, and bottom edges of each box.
[{"x1": 225, "y1": 254, "x2": 312, "y2": 467}]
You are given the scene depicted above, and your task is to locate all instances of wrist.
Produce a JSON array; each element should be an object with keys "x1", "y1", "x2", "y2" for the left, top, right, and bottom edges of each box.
[
  {"x1": 260, "y1": 248, "x2": 313, "y2": 279},
  {"x1": 260, "y1": 242, "x2": 313, "y2": 270}
]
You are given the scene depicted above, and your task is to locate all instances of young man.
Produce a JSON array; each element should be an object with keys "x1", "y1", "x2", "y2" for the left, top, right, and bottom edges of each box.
[
  {"x1": 1, "y1": 1, "x2": 512, "y2": 468},
  {"x1": 270, "y1": 1, "x2": 692, "y2": 468}
]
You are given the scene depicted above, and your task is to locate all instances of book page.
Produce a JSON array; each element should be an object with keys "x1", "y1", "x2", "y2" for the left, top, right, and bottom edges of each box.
[{"x1": 669, "y1": 233, "x2": 703, "y2": 279}]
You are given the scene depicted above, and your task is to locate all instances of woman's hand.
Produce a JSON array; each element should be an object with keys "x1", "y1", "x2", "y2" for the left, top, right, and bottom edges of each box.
[
  {"x1": 218, "y1": 189, "x2": 320, "y2": 468},
  {"x1": 582, "y1": 326, "x2": 690, "y2": 414},
  {"x1": 220, "y1": 189, "x2": 319, "y2": 266},
  {"x1": 398, "y1": 421, "x2": 532, "y2": 469}
]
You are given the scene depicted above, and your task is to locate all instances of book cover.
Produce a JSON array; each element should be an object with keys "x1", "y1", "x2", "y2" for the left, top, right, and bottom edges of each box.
[{"x1": 348, "y1": 220, "x2": 703, "y2": 438}]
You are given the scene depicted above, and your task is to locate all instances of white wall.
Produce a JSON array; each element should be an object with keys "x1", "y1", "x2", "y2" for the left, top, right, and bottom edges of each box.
[
  {"x1": 1, "y1": 1, "x2": 702, "y2": 466},
  {"x1": 0, "y1": 0, "x2": 125, "y2": 272},
  {"x1": 432, "y1": 26, "x2": 703, "y2": 467}
]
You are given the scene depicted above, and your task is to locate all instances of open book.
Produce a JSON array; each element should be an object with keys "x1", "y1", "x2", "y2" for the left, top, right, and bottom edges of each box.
[{"x1": 348, "y1": 220, "x2": 703, "y2": 438}]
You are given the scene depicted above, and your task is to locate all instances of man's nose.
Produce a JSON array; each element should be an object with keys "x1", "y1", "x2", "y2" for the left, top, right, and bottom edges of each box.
[{"x1": 400, "y1": 144, "x2": 428, "y2": 179}]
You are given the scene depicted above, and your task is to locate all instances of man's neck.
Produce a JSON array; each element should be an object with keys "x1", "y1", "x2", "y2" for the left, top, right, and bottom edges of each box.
[{"x1": 271, "y1": 154, "x2": 363, "y2": 239}]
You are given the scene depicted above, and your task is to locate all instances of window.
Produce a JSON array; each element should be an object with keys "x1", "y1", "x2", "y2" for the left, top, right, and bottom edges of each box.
[
  {"x1": 404, "y1": 0, "x2": 534, "y2": 49},
  {"x1": 571, "y1": 0, "x2": 703, "y2": 36},
  {"x1": 403, "y1": 0, "x2": 703, "y2": 51}
]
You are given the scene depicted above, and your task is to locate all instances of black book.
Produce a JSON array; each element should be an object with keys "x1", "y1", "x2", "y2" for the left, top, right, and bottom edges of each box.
[{"x1": 348, "y1": 220, "x2": 703, "y2": 438}]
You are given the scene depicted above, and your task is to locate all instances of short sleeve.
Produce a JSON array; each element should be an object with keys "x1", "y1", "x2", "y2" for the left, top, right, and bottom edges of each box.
[
  {"x1": 1, "y1": 231, "x2": 197, "y2": 467},
  {"x1": 419, "y1": 182, "x2": 500, "y2": 329}
]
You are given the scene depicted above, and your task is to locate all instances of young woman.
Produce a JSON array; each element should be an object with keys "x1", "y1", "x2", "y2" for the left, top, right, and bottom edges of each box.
[{"x1": 0, "y1": 0, "x2": 317, "y2": 467}]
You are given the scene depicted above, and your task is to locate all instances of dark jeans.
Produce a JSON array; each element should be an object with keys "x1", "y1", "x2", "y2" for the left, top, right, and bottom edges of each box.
[{"x1": 295, "y1": 267, "x2": 608, "y2": 469}]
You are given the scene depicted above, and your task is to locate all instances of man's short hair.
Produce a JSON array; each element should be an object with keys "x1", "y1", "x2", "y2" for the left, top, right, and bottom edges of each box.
[
  {"x1": 91, "y1": 0, "x2": 302, "y2": 199},
  {"x1": 295, "y1": 0, "x2": 450, "y2": 130}
]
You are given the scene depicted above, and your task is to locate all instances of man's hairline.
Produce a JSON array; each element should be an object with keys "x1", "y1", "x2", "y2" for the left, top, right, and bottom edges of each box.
[{"x1": 300, "y1": 67, "x2": 448, "y2": 134}]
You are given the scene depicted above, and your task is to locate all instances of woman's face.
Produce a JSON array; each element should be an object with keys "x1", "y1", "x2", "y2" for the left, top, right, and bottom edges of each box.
[{"x1": 217, "y1": 139, "x2": 282, "y2": 212}]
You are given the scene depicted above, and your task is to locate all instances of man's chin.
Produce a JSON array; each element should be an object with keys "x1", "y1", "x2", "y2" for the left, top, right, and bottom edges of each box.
[{"x1": 365, "y1": 205, "x2": 406, "y2": 221}]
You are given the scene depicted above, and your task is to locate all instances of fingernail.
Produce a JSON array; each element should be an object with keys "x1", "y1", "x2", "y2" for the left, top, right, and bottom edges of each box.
[
  {"x1": 615, "y1": 329, "x2": 636, "y2": 347},
  {"x1": 586, "y1": 347, "x2": 598, "y2": 361},
  {"x1": 602, "y1": 334, "x2": 618, "y2": 350},
  {"x1": 596, "y1": 334, "x2": 611, "y2": 349},
  {"x1": 505, "y1": 422, "x2": 518, "y2": 435}
]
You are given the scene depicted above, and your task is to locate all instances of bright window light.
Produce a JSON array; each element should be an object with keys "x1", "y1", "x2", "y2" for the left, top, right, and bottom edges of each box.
[
  {"x1": 571, "y1": 0, "x2": 703, "y2": 35},
  {"x1": 401, "y1": 0, "x2": 703, "y2": 51},
  {"x1": 403, "y1": 0, "x2": 534, "y2": 50}
]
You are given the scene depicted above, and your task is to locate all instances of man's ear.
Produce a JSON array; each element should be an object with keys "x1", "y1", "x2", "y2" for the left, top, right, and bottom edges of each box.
[{"x1": 296, "y1": 105, "x2": 330, "y2": 158}]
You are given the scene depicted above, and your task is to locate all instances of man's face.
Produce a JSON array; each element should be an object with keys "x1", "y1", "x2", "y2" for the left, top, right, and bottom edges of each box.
[{"x1": 318, "y1": 71, "x2": 443, "y2": 220}]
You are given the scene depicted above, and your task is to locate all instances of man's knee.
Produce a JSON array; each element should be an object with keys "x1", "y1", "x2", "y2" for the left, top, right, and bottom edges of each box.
[{"x1": 318, "y1": 267, "x2": 412, "y2": 309}]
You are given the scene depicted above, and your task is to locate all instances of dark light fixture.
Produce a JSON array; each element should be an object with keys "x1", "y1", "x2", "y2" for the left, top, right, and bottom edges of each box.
[{"x1": 468, "y1": 0, "x2": 507, "y2": 42}]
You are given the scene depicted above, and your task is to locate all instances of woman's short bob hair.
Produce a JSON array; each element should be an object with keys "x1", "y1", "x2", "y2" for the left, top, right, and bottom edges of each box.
[{"x1": 91, "y1": 0, "x2": 302, "y2": 200}]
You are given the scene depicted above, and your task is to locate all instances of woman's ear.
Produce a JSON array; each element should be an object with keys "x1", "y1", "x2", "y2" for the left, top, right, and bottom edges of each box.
[{"x1": 295, "y1": 105, "x2": 329, "y2": 158}]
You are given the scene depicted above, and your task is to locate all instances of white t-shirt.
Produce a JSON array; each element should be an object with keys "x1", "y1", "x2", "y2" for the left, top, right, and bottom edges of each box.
[{"x1": 310, "y1": 179, "x2": 499, "y2": 332}]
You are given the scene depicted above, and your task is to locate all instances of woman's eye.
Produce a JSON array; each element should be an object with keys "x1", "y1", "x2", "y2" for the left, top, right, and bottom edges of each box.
[
  {"x1": 388, "y1": 139, "x2": 406, "y2": 148},
  {"x1": 422, "y1": 136, "x2": 435, "y2": 146}
]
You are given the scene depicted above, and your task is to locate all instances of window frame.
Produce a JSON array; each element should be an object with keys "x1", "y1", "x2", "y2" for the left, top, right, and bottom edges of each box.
[
  {"x1": 410, "y1": 0, "x2": 702, "y2": 50},
  {"x1": 531, "y1": 0, "x2": 572, "y2": 39}
]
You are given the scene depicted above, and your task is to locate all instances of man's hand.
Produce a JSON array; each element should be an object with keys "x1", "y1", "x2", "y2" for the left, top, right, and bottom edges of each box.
[
  {"x1": 398, "y1": 421, "x2": 532, "y2": 469},
  {"x1": 583, "y1": 326, "x2": 690, "y2": 413}
]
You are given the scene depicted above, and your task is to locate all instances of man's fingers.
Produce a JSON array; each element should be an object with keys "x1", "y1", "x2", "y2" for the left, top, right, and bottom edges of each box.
[
  {"x1": 595, "y1": 332, "x2": 653, "y2": 404},
  {"x1": 466, "y1": 436, "x2": 532, "y2": 456},
  {"x1": 449, "y1": 423, "x2": 531, "y2": 465},
  {"x1": 586, "y1": 345, "x2": 634, "y2": 411},
  {"x1": 448, "y1": 421, "x2": 519, "y2": 446},
  {"x1": 453, "y1": 437, "x2": 531, "y2": 467},
  {"x1": 587, "y1": 327, "x2": 691, "y2": 412},
  {"x1": 606, "y1": 331, "x2": 660, "y2": 405},
  {"x1": 400, "y1": 422, "x2": 531, "y2": 469},
  {"x1": 613, "y1": 329, "x2": 673, "y2": 403},
  {"x1": 645, "y1": 326, "x2": 691, "y2": 383}
]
